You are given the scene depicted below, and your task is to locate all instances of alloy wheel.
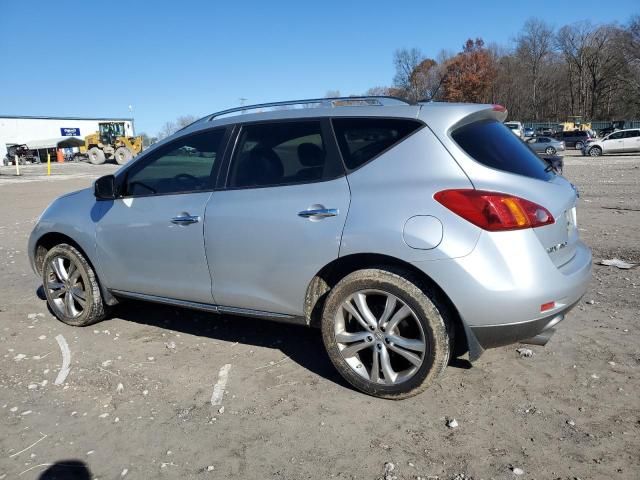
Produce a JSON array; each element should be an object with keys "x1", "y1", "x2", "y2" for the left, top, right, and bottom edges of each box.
[
  {"x1": 45, "y1": 255, "x2": 87, "y2": 318},
  {"x1": 334, "y1": 289, "x2": 427, "y2": 385}
]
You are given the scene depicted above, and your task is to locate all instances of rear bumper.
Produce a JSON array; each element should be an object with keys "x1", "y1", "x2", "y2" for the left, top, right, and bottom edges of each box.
[
  {"x1": 469, "y1": 298, "x2": 579, "y2": 349},
  {"x1": 411, "y1": 232, "x2": 592, "y2": 359}
]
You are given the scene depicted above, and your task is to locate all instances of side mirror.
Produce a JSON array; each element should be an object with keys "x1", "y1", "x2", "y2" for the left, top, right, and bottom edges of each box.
[{"x1": 94, "y1": 175, "x2": 116, "y2": 200}]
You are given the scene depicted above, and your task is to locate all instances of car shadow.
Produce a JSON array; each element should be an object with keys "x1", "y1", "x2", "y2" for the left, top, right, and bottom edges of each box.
[
  {"x1": 112, "y1": 299, "x2": 352, "y2": 389},
  {"x1": 34, "y1": 287, "x2": 472, "y2": 391}
]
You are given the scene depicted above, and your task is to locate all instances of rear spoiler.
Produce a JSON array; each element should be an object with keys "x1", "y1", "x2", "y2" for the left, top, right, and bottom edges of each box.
[
  {"x1": 417, "y1": 103, "x2": 508, "y2": 135},
  {"x1": 453, "y1": 104, "x2": 508, "y2": 130}
]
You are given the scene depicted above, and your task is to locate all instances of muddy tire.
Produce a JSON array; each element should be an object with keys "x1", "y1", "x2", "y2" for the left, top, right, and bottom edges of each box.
[
  {"x1": 114, "y1": 147, "x2": 133, "y2": 165},
  {"x1": 88, "y1": 147, "x2": 106, "y2": 165},
  {"x1": 321, "y1": 268, "x2": 450, "y2": 399},
  {"x1": 42, "y1": 244, "x2": 106, "y2": 327}
]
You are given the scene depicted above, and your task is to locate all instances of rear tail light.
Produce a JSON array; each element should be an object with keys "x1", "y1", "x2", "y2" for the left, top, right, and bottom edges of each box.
[{"x1": 434, "y1": 189, "x2": 555, "y2": 231}]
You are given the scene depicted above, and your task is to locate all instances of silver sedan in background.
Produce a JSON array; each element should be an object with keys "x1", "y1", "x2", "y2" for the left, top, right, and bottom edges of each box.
[{"x1": 527, "y1": 136, "x2": 565, "y2": 155}]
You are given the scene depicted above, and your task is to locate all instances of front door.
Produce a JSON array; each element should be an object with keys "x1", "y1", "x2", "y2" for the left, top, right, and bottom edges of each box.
[
  {"x1": 96, "y1": 127, "x2": 228, "y2": 303},
  {"x1": 602, "y1": 131, "x2": 625, "y2": 153},
  {"x1": 205, "y1": 119, "x2": 350, "y2": 316}
]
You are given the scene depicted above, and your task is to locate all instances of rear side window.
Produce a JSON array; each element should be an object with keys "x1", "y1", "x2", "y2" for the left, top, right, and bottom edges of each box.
[
  {"x1": 452, "y1": 120, "x2": 552, "y2": 181},
  {"x1": 332, "y1": 118, "x2": 422, "y2": 170}
]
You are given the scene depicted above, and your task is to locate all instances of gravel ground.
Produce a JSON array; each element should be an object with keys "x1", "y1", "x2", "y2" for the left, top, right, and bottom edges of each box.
[{"x1": 0, "y1": 153, "x2": 638, "y2": 480}]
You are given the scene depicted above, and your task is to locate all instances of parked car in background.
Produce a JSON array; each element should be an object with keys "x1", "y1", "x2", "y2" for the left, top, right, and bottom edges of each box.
[
  {"x1": 582, "y1": 128, "x2": 640, "y2": 156},
  {"x1": 28, "y1": 97, "x2": 591, "y2": 399},
  {"x1": 526, "y1": 136, "x2": 565, "y2": 155},
  {"x1": 504, "y1": 121, "x2": 524, "y2": 138},
  {"x1": 536, "y1": 127, "x2": 559, "y2": 136},
  {"x1": 524, "y1": 127, "x2": 535, "y2": 137},
  {"x1": 554, "y1": 130, "x2": 593, "y2": 149},
  {"x1": 598, "y1": 120, "x2": 626, "y2": 138}
]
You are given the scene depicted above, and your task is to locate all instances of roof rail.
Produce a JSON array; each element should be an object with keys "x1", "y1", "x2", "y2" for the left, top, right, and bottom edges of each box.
[{"x1": 202, "y1": 96, "x2": 411, "y2": 122}]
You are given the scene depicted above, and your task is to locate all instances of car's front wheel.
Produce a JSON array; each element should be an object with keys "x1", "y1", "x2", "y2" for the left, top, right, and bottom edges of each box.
[
  {"x1": 589, "y1": 146, "x2": 602, "y2": 157},
  {"x1": 321, "y1": 268, "x2": 450, "y2": 399},
  {"x1": 42, "y1": 244, "x2": 106, "y2": 326},
  {"x1": 575, "y1": 141, "x2": 584, "y2": 150},
  {"x1": 545, "y1": 146, "x2": 556, "y2": 155}
]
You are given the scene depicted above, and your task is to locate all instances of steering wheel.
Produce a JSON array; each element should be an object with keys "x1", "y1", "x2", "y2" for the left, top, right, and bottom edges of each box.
[
  {"x1": 128, "y1": 181, "x2": 157, "y2": 194},
  {"x1": 175, "y1": 173, "x2": 200, "y2": 189}
]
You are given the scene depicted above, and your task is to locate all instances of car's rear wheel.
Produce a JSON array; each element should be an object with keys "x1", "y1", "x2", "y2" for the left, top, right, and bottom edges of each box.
[
  {"x1": 42, "y1": 244, "x2": 106, "y2": 326},
  {"x1": 321, "y1": 268, "x2": 450, "y2": 399},
  {"x1": 589, "y1": 146, "x2": 602, "y2": 156},
  {"x1": 545, "y1": 146, "x2": 556, "y2": 155},
  {"x1": 575, "y1": 141, "x2": 584, "y2": 150}
]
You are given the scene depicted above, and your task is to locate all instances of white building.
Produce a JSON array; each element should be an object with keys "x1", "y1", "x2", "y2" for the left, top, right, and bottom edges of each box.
[{"x1": 0, "y1": 115, "x2": 135, "y2": 161}]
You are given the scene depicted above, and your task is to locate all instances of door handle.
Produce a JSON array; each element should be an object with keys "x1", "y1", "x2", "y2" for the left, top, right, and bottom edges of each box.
[
  {"x1": 298, "y1": 208, "x2": 338, "y2": 219},
  {"x1": 171, "y1": 215, "x2": 200, "y2": 225}
]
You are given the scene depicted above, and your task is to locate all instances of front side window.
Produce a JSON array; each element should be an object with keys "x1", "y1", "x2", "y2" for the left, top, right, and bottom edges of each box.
[
  {"x1": 608, "y1": 131, "x2": 624, "y2": 140},
  {"x1": 332, "y1": 118, "x2": 422, "y2": 170},
  {"x1": 228, "y1": 121, "x2": 341, "y2": 188},
  {"x1": 124, "y1": 129, "x2": 225, "y2": 196}
]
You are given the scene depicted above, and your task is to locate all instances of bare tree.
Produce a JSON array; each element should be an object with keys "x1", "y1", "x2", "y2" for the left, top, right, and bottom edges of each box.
[
  {"x1": 516, "y1": 18, "x2": 554, "y2": 120},
  {"x1": 176, "y1": 115, "x2": 197, "y2": 129},
  {"x1": 157, "y1": 121, "x2": 177, "y2": 140},
  {"x1": 393, "y1": 48, "x2": 424, "y2": 101},
  {"x1": 157, "y1": 115, "x2": 197, "y2": 140}
]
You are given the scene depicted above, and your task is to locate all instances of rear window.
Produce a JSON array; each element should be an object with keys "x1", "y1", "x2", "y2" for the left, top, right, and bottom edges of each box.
[
  {"x1": 451, "y1": 119, "x2": 552, "y2": 181},
  {"x1": 332, "y1": 118, "x2": 422, "y2": 170}
]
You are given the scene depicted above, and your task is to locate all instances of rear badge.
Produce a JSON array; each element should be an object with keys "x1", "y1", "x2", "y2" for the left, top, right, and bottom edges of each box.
[{"x1": 547, "y1": 241, "x2": 568, "y2": 254}]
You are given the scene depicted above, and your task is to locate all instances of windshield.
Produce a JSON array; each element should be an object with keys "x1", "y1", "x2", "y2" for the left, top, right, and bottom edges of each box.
[{"x1": 452, "y1": 119, "x2": 553, "y2": 181}]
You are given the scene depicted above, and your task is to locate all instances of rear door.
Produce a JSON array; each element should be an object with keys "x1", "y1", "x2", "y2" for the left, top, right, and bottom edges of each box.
[
  {"x1": 204, "y1": 119, "x2": 349, "y2": 316},
  {"x1": 622, "y1": 129, "x2": 640, "y2": 152}
]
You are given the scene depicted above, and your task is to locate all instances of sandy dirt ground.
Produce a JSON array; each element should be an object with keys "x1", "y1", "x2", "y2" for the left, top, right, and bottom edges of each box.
[{"x1": 0, "y1": 154, "x2": 638, "y2": 480}]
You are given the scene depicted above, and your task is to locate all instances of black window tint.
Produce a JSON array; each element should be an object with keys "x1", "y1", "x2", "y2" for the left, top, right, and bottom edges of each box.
[
  {"x1": 452, "y1": 120, "x2": 552, "y2": 181},
  {"x1": 332, "y1": 118, "x2": 422, "y2": 170},
  {"x1": 229, "y1": 121, "x2": 340, "y2": 188},
  {"x1": 125, "y1": 129, "x2": 224, "y2": 196},
  {"x1": 609, "y1": 131, "x2": 624, "y2": 140},
  {"x1": 623, "y1": 130, "x2": 639, "y2": 138}
]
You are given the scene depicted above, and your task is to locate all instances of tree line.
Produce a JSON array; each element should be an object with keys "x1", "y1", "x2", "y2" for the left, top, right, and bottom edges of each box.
[{"x1": 367, "y1": 15, "x2": 640, "y2": 122}]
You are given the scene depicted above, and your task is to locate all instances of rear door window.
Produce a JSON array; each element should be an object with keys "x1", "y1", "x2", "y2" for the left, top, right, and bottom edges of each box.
[
  {"x1": 227, "y1": 120, "x2": 343, "y2": 189},
  {"x1": 332, "y1": 118, "x2": 423, "y2": 170},
  {"x1": 451, "y1": 119, "x2": 552, "y2": 181}
]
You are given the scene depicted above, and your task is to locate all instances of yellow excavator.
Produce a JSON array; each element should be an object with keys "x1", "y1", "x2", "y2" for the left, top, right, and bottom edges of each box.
[
  {"x1": 79, "y1": 122, "x2": 142, "y2": 165},
  {"x1": 559, "y1": 116, "x2": 592, "y2": 132}
]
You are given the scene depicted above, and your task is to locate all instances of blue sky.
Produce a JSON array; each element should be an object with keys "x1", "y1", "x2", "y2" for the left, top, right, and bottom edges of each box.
[{"x1": 0, "y1": 1, "x2": 637, "y2": 135}]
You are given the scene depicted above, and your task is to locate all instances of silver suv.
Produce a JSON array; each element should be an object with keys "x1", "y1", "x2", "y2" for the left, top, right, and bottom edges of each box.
[
  {"x1": 583, "y1": 128, "x2": 640, "y2": 156},
  {"x1": 28, "y1": 97, "x2": 592, "y2": 399}
]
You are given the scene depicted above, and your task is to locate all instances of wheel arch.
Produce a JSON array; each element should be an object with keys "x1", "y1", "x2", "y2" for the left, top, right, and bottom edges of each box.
[
  {"x1": 34, "y1": 232, "x2": 118, "y2": 306},
  {"x1": 304, "y1": 252, "x2": 470, "y2": 356}
]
